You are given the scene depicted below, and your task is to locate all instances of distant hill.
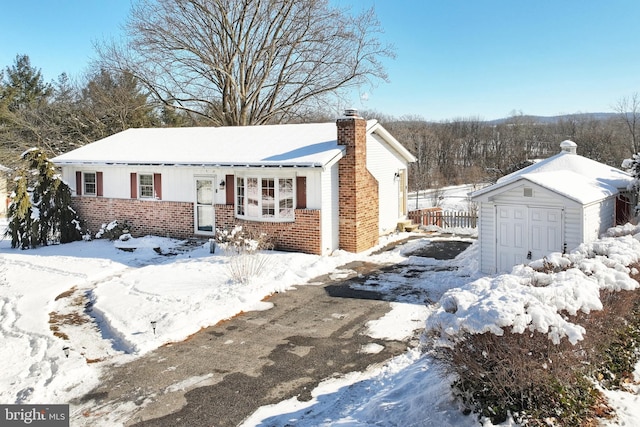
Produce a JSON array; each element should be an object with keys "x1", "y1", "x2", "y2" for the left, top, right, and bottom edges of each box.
[{"x1": 486, "y1": 112, "x2": 619, "y2": 125}]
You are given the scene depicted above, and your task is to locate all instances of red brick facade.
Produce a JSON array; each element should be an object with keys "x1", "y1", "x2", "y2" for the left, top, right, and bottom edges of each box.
[
  {"x1": 72, "y1": 197, "x2": 322, "y2": 254},
  {"x1": 214, "y1": 204, "x2": 321, "y2": 254},
  {"x1": 72, "y1": 197, "x2": 194, "y2": 239},
  {"x1": 337, "y1": 113, "x2": 379, "y2": 252}
]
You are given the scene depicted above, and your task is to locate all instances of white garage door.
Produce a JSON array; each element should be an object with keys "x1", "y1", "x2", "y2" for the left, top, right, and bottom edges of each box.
[
  {"x1": 496, "y1": 206, "x2": 563, "y2": 273},
  {"x1": 529, "y1": 207, "x2": 563, "y2": 262}
]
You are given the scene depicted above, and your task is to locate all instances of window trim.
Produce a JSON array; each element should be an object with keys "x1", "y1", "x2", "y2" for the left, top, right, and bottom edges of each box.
[{"x1": 235, "y1": 175, "x2": 296, "y2": 222}]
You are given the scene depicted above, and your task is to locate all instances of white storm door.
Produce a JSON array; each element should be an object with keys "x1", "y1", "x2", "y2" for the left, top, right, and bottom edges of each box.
[
  {"x1": 529, "y1": 207, "x2": 563, "y2": 261},
  {"x1": 196, "y1": 178, "x2": 215, "y2": 233},
  {"x1": 496, "y1": 205, "x2": 528, "y2": 273},
  {"x1": 398, "y1": 169, "x2": 407, "y2": 217}
]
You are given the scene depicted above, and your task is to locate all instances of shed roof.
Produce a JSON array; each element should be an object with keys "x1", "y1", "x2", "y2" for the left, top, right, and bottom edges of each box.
[
  {"x1": 52, "y1": 120, "x2": 415, "y2": 168},
  {"x1": 472, "y1": 142, "x2": 633, "y2": 204}
]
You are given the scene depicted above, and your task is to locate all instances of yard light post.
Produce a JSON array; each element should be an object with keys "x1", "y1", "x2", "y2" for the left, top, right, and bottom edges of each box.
[
  {"x1": 62, "y1": 346, "x2": 70, "y2": 358},
  {"x1": 151, "y1": 320, "x2": 157, "y2": 335}
]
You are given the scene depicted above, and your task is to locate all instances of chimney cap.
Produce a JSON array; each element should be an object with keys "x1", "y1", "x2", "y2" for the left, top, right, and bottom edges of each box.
[
  {"x1": 560, "y1": 140, "x2": 577, "y2": 154},
  {"x1": 343, "y1": 108, "x2": 359, "y2": 118}
]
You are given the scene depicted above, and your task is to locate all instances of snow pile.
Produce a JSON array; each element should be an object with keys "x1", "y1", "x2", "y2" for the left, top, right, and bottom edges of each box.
[{"x1": 427, "y1": 225, "x2": 640, "y2": 347}]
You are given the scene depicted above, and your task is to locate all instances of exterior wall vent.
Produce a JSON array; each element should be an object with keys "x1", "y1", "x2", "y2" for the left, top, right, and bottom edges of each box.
[{"x1": 524, "y1": 187, "x2": 533, "y2": 197}]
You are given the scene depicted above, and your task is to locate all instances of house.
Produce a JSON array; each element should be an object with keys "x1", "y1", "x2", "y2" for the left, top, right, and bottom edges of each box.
[
  {"x1": 471, "y1": 140, "x2": 635, "y2": 274},
  {"x1": 51, "y1": 110, "x2": 416, "y2": 255}
]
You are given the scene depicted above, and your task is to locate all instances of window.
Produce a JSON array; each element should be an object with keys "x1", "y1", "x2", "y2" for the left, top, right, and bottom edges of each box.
[
  {"x1": 279, "y1": 178, "x2": 294, "y2": 217},
  {"x1": 262, "y1": 178, "x2": 275, "y2": 217},
  {"x1": 76, "y1": 171, "x2": 102, "y2": 196},
  {"x1": 236, "y1": 176, "x2": 295, "y2": 220},
  {"x1": 83, "y1": 172, "x2": 96, "y2": 195},
  {"x1": 236, "y1": 177, "x2": 245, "y2": 215},
  {"x1": 139, "y1": 174, "x2": 154, "y2": 198}
]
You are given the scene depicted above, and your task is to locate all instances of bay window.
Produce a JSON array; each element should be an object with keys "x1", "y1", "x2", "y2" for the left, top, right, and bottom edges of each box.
[{"x1": 236, "y1": 176, "x2": 295, "y2": 220}]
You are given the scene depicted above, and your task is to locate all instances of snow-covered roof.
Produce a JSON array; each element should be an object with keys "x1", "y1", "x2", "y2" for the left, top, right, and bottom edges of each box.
[
  {"x1": 51, "y1": 120, "x2": 414, "y2": 168},
  {"x1": 472, "y1": 141, "x2": 633, "y2": 203},
  {"x1": 515, "y1": 171, "x2": 619, "y2": 204}
]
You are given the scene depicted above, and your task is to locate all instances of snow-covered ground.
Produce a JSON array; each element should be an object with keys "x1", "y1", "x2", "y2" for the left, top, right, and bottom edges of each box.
[{"x1": 2, "y1": 184, "x2": 640, "y2": 426}]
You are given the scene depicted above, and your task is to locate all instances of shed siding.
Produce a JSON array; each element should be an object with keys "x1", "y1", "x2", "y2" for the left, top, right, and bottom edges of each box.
[
  {"x1": 366, "y1": 133, "x2": 408, "y2": 233},
  {"x1": 563, "y1": 205, "x2": 583, "y2": 252},
  {"x1": 583, "y1": 197, "x2": 615, "y2": 242},
  {"x1": 478, "y1": 202, "x2": 496, "y2": 274}
]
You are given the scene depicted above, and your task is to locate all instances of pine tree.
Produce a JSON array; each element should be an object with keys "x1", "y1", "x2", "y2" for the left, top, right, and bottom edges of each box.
[
  {"x1": 622, "y1": 153, "x2": 640, "y2": 191},
  {"x1": 6, "y1": 148, "x2": 83, "y2": 248}
]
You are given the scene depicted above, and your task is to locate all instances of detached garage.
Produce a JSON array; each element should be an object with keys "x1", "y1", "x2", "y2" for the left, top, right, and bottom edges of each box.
[{"x1": 472, "y1": 140, "x2": 635, "y2": 274}]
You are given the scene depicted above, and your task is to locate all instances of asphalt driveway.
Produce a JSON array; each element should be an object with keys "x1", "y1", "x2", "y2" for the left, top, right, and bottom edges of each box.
[{"x1": 72, "y1": 238, "x2": 471, "y2": 427}]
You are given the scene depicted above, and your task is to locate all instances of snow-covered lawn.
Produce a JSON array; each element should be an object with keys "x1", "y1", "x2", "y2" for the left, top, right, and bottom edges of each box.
[{"x1": 0, "y1": 218, "x2": 479, "y2": 425}]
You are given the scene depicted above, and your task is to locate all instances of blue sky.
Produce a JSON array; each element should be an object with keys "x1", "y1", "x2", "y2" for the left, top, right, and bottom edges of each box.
[{"x1": 1, "y1": 0, "x2": 639, "y2": 121}]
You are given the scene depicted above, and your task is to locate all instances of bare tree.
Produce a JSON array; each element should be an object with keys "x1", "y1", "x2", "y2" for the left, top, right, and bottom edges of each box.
[
  {"x1": 613, "y1": 92, "x2": 640, "y2": 153},
  {"x1": 97, "y1": 0, "x2": 394, "y2": 126}
]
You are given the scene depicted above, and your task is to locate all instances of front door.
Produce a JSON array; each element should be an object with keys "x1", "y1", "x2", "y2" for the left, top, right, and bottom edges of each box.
[{"x1": 196, "y1": 177, "x2": 215, "y2": 233}]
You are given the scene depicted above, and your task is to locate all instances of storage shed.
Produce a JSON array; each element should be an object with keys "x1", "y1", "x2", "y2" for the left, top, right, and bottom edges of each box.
[{"x1": 471, "y1": 140, "x2": 635, "y2": 274}]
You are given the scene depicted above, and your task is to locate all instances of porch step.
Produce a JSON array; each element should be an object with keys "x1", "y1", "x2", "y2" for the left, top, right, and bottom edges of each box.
[{"x1": 397, "y1": 220, "x2": 420, "y2": 232}]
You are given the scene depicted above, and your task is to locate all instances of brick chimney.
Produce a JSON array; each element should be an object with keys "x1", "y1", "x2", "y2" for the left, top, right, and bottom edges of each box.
[{"x1": 337, "y1": 109, "x2": 379, "y2": 252}]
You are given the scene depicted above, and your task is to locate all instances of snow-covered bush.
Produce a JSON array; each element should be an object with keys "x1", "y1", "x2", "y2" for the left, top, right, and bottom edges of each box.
[
  {"x1": 215, "y1": 225, "x2": 273, "y2": 253},
  {"x1": 215, "y1": 226, "x2": 273, "y2": 284},
  {"x1": 426, "y1": 228, "x2": 640, "y2": 425},
  {"x1": 94, "y1": 220, "x2": 132, "y2": 240}
]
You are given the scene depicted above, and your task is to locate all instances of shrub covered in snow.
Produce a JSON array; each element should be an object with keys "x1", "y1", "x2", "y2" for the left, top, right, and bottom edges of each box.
[
  {"x1": 426, "y1": 224, "x2": 640, "y2": 425},
  {"x1": 94, "y1": 220, "x2": 132, "y2": 240},
  {"x1": 215, "y1": 226, "x2": 274, "y2": 284}
]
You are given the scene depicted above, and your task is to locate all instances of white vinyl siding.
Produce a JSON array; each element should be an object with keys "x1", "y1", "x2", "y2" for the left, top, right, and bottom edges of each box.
[
  {"x1": 366, "y1": 133, "x2": 408, "y2": 233},
  {"x1": 478, "y1": 202, "x2": 495, "y2": 274},
  {"x1": 320, "y1": 163, "x2": 339, "y2": 254},
  {"x1": 583, "y1": 197, "x2": 616, "y2": 242},
  {"x1": 62, "y1": 166, "x2": 324, "y2": 208}
]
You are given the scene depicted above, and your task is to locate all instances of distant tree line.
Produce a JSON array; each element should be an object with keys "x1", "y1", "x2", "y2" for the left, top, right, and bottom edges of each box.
[{"x1": 374, "y1": 108, "x2": 640, "y2": 193}]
